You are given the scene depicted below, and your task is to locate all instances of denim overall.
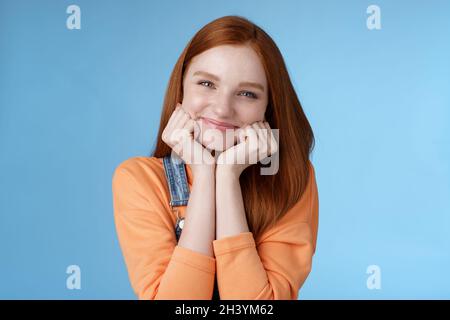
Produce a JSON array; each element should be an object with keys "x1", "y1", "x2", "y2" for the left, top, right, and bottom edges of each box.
[{"x1": 162, "y1": 154, "x2": 220, "y2": 300}]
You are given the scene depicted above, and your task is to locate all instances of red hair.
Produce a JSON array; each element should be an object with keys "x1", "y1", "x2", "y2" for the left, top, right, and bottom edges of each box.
[{"x1": 152, "y1": 15, "x2": 315, "y2": 241}]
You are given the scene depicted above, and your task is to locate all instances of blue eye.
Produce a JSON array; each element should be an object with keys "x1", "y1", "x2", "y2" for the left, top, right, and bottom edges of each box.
[
  {"x1": 198, "y1": 81, "x2": 257, "y2": 99},
  {"x1": 240, "y1": 91, "x2": 258, "y2": 99},
  {"x1": 198, "y1": 81, "x2": 214, "y2": 88}
]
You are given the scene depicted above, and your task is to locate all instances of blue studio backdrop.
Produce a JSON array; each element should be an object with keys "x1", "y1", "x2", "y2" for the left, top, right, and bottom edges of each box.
[{"x1": 0, "y1": 0, "x2": 449, "y2": 299}]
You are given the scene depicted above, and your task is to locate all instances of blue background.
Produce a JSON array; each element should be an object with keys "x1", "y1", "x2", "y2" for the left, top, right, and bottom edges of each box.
[{"x1": 1, "y1": 0, "x2": 449, "y2": 299}]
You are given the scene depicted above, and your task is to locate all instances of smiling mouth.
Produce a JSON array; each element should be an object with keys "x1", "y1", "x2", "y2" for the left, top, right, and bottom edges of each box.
[{"x1": 200, "y1": 117, "x2": 239, "y2": 131}]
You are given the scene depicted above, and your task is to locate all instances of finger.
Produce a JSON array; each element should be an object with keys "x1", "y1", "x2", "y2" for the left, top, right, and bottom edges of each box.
[
  {"x1": 251, "y1": 122, "x2": 268, "y2": 146},
  {"x1": 179, "y1": 105, "x2": 191, "y2": 117},
  {"x1": 261, "y1": 121, "x2": 271, "y2": 154},
  {"x1": 183, "y1": 108, "x2": 197, "y2": 121},
  {"x1": 245, "y1": 125, "x2": 258, "y2": 147},
  {"x1": 193, "y1": 120, "x2": 201, "y2": 141},
  {"x1": 171, "y1": 138, "x2": 184, "y2": 158},
  {"x1": 238, "y1": 124, "x2": 253, "y2": 143},
  {"x1": 170, "y1": 107, "x2": 191, "y2": 143},
  {"x1": 252, "y1": 122, "x2": 267, "y2": 140},
  {"x1": 166, "y1": 104, "x2": 184, "y2": 130},
  {"x1": 252, "y1": 121, "x2": 265, "y2": 130},
  {"x1": 238, "y1": 128, "x2": 246, "y2": 144},
  {"x1": 168, "y1": 116, "x2": 190, "y2": 144},
  {"x1": 183, "y1": 119, "x2": 196, "y2": 137},
  {"x1": 252, "y1": 122, "x2": 268, "y2": 158},
  {"x1": 173, "y1": 110, "x2": 190, "y2": 130},
  {"x1": 174, "y1": 105, "x2": 188, "y2": 121},
  {"x1": 172, "y1": 103, "x2": 189, "y2": 122},
  {"x1": 264, "y1": 121, "x2": 278, "y2": 155},
  {"x1": 237, "y1": 127, "x2": 244, "y2": 144},
  {"x1": 245, "y1": 127, "x2": 259, "y2": 163},
  {"x1": 165, "y1": 105, "x2": 179, "y2": 130}
]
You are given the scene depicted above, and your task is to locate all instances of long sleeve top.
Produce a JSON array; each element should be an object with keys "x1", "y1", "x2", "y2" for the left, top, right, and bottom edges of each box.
[{"x1": 112, "y1": 156, "x2": 319, "y2": 300}]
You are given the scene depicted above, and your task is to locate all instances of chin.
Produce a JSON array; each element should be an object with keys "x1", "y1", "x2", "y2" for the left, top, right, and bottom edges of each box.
[
  {"x1": 198, "y1": 126, "x2": 237, "y2": 152},
  {"x1": 201, "y1": 140, "x2": 233, "y2": 152}
]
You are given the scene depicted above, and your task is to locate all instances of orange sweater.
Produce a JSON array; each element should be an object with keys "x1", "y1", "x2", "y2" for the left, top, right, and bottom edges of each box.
[{"x1": 112, "y1": 156, "x2": 319, "y2": 300}]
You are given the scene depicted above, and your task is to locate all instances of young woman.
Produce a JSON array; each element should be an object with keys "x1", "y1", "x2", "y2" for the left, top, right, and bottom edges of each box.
[{"x1": 112, "y1": 15, "x2": 319, "y2": 300}]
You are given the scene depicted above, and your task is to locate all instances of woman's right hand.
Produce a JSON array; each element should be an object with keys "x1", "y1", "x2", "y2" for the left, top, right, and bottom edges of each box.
[{"x1": 162, "y1": 103, "x2": 216, "y2": 175}]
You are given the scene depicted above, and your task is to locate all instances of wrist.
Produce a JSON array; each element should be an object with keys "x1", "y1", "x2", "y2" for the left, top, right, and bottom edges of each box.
[
  {"x1": 216, "y1": 165, "x2": 242, "y2": 180},
  {"x1": 192, "y1": 164, "x2": 216, "y2": 179}
]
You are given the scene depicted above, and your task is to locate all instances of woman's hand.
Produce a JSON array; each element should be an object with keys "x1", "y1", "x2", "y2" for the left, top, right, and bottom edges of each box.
[
  {"x1": 216, "y1": 121, "x2": 278, "y2": 178},
  {"x1": 162, "y1": 103, "x2": 216, "y2": 176}
]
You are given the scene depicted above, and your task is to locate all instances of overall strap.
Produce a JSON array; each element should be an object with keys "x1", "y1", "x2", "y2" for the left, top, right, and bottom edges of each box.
[
  {"x1": 162, "y1": 153, "x2": 190, "y2": 207},
  {"x1": 162, "y1": 153, "x2": 190, "y2": 242}
]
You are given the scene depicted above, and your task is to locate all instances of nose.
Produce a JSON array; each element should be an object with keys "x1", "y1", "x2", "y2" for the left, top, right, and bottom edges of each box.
[{"x1": 211, "y1": 94, "x2": 234, "y2": 119}]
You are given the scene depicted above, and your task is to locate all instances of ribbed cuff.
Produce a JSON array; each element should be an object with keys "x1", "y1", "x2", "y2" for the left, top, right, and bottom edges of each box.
[
  {"x1": 172, "y1": 245, "x2": 216, "y2": 274},
  {"x1": 213, "y1": 232, "x2": 255, "y2": 256}
]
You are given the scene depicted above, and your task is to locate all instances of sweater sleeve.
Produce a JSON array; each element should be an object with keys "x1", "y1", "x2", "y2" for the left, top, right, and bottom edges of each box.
[
  {"x1": 212, "y1": 162, "x2": 319, "y2": 300},
  {"x1": 112, "y1": 161, "x2": 216, "y2": 300}
]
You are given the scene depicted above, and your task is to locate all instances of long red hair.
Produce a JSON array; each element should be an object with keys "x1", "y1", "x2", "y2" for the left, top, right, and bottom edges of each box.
[{"x1": 152, "y1": 15, "x2": 315, "y2": 242}]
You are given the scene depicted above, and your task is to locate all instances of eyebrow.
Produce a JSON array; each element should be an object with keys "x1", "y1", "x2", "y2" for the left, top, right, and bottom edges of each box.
[{"x1": 192, "y1": 70, "x2": 265, "y2": 92}]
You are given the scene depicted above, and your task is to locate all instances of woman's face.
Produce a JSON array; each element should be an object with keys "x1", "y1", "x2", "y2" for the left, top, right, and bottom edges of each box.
[{"x1": 181, "y1": 44, "x2": 268, "y2": 151}]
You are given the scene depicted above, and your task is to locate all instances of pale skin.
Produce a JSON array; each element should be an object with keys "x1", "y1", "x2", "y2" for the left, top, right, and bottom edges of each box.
[{"x1": 161, "y1": 44, "x2": 278, "y2": 257}]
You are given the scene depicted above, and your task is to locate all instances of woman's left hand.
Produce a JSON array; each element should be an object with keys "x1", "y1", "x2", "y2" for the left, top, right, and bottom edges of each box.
[{"x1": 216, "y1": 121, "x2": 278, "y2": 177}]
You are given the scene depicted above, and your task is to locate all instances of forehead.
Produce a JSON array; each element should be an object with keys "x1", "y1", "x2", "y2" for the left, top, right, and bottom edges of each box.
[{"x1": 187, "y1": 45, "x2": 267, "y2": 85}]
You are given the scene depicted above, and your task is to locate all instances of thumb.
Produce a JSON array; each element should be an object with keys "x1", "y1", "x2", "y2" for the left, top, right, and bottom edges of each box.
[
  {"x1": 237, "y1": 128, "x2": 247, "y2": 144},
  {"x1": 193, "y1": 119, "x2": 201, "y2": 141}
]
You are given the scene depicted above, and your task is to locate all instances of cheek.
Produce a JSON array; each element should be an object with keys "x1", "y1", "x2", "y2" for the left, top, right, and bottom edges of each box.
[
  {"x1": 182, "y1": 90, "x2": 210, "y2": 118},
  {"x1": 236, "y1": 103, "x2": 267, "y2": 125}
]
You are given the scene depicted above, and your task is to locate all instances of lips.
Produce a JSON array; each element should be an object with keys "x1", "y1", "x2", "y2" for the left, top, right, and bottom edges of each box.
[{"x1": 200, "y1": 117, "x2": 238, "y2": 131}]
